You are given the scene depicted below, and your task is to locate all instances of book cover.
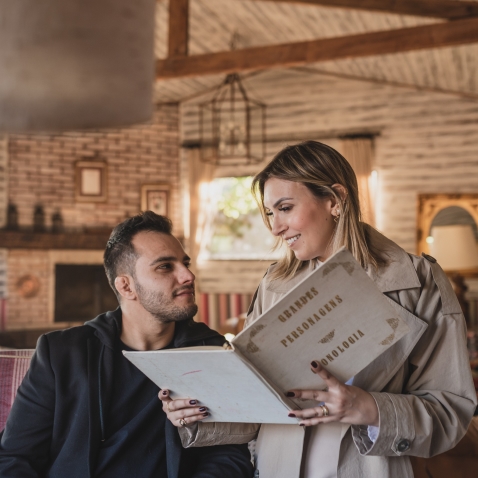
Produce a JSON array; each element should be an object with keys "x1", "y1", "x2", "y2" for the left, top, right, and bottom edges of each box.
[{"x1": 124, "y1": 248, "x2": 409, "y2": 423}]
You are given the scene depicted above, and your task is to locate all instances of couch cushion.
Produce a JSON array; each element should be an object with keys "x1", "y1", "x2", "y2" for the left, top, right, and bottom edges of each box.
[{"x1": 0, "y1": 350, "x2": 34, "y2": 430}]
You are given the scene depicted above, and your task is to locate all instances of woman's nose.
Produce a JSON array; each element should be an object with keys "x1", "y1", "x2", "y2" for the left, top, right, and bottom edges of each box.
[{"x1": 271, "y1": 217, "x2": 285, "y2": 237}]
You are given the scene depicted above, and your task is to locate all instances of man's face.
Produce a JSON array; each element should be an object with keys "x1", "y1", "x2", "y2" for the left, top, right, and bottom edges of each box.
[{"x1": 130, "y1": 231, "x2": 198, "y2": 323}]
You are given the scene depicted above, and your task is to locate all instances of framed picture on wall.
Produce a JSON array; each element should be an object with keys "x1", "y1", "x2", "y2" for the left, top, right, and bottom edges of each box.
[
  {"x1": 75, "y1": 160, "x2": 108, "y2": 202},
  {"x1": 141, "y1": 184, "x2": 170, "y2": 216}
]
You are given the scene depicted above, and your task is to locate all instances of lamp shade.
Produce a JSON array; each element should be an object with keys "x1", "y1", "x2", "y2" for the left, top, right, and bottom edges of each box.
[
  {"x1": 0, "y1": 0, "x2": 155, "y2": 132},
  {"x1": 430, "y1": 225, "x2": 478, "y2": 271}
]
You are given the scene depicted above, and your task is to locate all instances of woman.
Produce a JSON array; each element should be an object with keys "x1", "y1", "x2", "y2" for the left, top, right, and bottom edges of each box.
[{"x1": 160, "y1": 141, "x2": 477, "y2": 478}]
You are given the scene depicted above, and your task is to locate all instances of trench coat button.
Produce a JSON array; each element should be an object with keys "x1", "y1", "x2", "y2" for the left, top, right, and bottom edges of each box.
[
  {"x1": 254, "y1": 470, "x2": 260, "y2": 478},
  {"x1": 421, "y1": 252, "x2": 437, "y2": 263},
  {"x1": 396, "y1": 438, "x2": 410, "y2": 452}
]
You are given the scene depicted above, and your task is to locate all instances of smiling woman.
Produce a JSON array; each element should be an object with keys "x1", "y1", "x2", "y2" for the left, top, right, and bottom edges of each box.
[
  {"x1": 262, "y1": 178, "x2": 338, "y2": 262},
  {"x1": 166, "y1": 140, "x2": 477, "y2": 478}
]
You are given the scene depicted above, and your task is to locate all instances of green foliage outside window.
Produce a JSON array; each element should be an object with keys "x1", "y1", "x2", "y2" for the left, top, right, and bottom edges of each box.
[{"x1": 201, "y1": 176, "x2": 280, "y2": 260}]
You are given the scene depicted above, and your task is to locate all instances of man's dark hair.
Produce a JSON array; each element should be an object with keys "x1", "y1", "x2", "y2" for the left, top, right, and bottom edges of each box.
[{"x1": 104, "y1": 211, "x2": 173, "y2": 299}]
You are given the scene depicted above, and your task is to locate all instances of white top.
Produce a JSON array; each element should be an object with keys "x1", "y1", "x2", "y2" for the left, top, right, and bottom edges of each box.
[
  {"x1": 302, "y1": 422, "x2": 349, "y2": 478},
  {"x1": 301, "y1": 378, "x2": 379, "y2": 478}
]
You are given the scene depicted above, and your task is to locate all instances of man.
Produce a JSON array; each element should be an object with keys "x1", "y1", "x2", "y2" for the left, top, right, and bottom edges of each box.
[{"x1": 0, "y1": 212, "x2": 253, "y2": 478}]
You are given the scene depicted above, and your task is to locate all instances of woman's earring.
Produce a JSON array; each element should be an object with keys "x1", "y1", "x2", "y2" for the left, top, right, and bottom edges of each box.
[{"x1": 334, "y1": 209, "x2": 340, "y2": 223}]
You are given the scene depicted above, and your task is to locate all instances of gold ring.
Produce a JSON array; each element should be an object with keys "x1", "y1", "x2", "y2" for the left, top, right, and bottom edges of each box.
[
  {"x1": 179, "y1": 418, "x2": 187, "y2": 427},
  {"x1": 321, "y1": 405, "x2": 329, "y2": 417},
  {"x1": 166, "y1": 401, "x2": 172, "y2": 413}
]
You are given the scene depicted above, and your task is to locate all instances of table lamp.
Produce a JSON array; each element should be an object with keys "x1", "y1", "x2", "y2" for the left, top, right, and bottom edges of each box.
[{"x1": 430, "y1": 224, "x2": 478, "y2": 324}]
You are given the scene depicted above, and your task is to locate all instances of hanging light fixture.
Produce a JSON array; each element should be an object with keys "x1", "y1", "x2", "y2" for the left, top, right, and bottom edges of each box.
[
  {"x1": 0, "y1": 0, "x2": 156, "y2": 132},
  {"x1": 199, "y1": 73, "x2": 266, "y2": 166}
]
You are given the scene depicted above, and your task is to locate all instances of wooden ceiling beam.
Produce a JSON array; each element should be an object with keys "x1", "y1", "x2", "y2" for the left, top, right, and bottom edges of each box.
[
  {"x1": 168, "y1": 0, "x2": 189, "y2": 57},
  {"x1": 257, "y1": 0, "x2": 478, "y2": 20},
  {"x1": 156, "y1": 16, "x2": 478, "y2": 79}
]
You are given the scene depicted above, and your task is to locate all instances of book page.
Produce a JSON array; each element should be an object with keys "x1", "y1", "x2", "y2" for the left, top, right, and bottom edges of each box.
[
  {"x1": 123, "y1": 348, "x2": 298, "y2": 424},
  {"x1": 232, "y1": 248, "x2": 409, "y2": 396}
]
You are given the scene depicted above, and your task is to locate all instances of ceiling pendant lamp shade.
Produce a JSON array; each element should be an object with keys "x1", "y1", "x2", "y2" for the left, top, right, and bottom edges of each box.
[{"x1": 0, "y1": 0, "x2": 156, "y2": 132}]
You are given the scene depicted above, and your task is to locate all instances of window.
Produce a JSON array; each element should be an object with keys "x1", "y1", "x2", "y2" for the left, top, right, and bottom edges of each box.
[{"x1": 198, "y1": 176, "x2": 283, "y2": 260}]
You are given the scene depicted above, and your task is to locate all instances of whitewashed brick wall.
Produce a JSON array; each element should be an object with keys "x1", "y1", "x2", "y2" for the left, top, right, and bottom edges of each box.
[{"x1": 181, "y1": 69, "x2": 478, "y2": 254}]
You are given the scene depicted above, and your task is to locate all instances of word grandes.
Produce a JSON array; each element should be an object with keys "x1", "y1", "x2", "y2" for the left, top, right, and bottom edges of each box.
[{"x1": 279, "y1": 291, "x2": 343, "y2": 348}]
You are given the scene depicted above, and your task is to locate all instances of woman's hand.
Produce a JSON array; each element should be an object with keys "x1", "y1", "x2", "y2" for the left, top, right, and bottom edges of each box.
[
  {"x1": 286, "y1": 361, "x2": 379, "y2": 427},
  {"x1": 159, "y1": 389, "x2": 210, "y2": 427}
]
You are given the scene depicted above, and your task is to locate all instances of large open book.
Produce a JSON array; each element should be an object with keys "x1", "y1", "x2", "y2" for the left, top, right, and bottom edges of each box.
[{"x1": 124, "y1": 248, "x2": 409, "y2": 424}]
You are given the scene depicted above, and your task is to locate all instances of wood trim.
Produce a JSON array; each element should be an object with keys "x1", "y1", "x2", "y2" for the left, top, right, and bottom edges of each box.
[
  {"x1": 0, "y1": 230, "x2": 110, "y2": 250},
  {"x1": 156, "y1": 17, "x2": 478, "y2": 79},
  {"x1": 259, "y1": 0, "x2": 478, "y2": 20},
  {"x1": 168, "y1": 0, "x2": 189, "y2": 57}
]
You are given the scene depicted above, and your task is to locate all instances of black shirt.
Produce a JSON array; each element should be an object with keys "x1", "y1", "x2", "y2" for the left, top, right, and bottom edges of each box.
[{"x1": 95, "y1": 339, "x2": 169, "y2": 477}]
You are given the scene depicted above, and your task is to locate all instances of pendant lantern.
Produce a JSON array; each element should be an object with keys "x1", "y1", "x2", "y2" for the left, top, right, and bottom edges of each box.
[{"x1": 199, "y1": 74, "x2": 266, "y2": 166}]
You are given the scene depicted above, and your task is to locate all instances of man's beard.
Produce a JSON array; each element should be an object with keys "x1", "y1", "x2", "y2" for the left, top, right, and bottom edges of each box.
[{"x1": 134, "y1": 279, "x2": 198, "y2": 323}]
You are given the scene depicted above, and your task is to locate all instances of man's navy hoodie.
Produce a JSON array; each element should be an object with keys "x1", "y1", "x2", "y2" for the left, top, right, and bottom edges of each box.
[{"x1": 0, "y1": 308, "x2": 253, "y2": 478}]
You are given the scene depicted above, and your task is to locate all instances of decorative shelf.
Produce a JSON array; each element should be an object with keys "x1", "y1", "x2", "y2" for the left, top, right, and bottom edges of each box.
[{"x1": 0, "y1": 229, "x2": 110, "y2": 250}]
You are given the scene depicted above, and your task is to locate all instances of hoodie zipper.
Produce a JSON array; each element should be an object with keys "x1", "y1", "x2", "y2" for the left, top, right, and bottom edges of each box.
[{"x1": 98, "y1": 343, "x2": 106, "y2": 442}]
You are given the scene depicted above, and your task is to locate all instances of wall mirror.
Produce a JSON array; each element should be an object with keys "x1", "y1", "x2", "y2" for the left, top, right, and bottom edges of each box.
[
  {"x1": 417, "y1": 194, "x2": 478, "y2": 266},
  {"x1": 417, "y1": 194, "x2": 478, "y2": 329}
]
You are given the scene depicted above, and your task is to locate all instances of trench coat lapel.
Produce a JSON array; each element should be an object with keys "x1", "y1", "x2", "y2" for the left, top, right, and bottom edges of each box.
[
  {"x1": 365, "y1": 227, "x2": 421, "y2": 294},
  {"x1": 353, "y1": 228, "x2": 428, "y2": 392}
]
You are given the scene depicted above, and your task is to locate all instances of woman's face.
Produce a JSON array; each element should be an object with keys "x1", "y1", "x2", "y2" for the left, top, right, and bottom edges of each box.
[{"x1": 263, "y1": 178, "x2": 337, "y2": 262}]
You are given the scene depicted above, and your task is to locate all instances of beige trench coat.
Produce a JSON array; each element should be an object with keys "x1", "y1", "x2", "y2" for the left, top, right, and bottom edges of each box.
[{"x1": 180, "y1": 229, "x2": 477, "y2": 478}]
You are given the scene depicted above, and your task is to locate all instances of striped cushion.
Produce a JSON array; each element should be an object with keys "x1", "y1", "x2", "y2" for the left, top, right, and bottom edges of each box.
[{"x1": 0, "y1": 350, "x2": 34, "y2": 431}]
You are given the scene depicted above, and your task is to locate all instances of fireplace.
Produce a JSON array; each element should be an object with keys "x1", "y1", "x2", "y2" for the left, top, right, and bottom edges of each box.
[{"x1": 54, "y1": 264, "x2": 118, "y2": 322}]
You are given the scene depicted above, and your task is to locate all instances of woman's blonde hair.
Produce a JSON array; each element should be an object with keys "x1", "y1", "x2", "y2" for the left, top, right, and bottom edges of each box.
[{"x1": 252, "y1": 140, "x2": 385, "y2": 281}]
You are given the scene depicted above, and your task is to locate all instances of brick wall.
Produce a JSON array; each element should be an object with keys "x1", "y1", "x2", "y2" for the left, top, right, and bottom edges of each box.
[
  {"x1": 6, "y1": 250, "x2": 50, "y2": 329},
  {"x1": 8, "y1": 103, "x2": 182, "y2": 235},
  {"x1": 3, "y1": 103, "x2": 181, "y2": 331}
]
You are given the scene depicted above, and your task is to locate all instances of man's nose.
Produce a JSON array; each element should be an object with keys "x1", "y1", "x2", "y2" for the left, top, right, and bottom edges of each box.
[{"x1": 178, "y1": 265, "x2": 195, "y2": 284}]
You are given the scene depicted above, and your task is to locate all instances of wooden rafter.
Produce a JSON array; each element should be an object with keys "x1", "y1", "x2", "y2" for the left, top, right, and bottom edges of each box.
[
  {"x1": 156, "y1": 16, "x2": 478, "y2": 79},
  {"x1": 168, "y1": 0, "x2": 189, "y2": 57},
  {"x1": 259, "y1": 0, "x2": 478, "y2": 20}
]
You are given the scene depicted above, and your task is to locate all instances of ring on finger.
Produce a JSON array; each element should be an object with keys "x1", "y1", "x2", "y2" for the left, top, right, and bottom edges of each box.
[
  {"x1": 166, "y1": 401, "x2": 172, "y2": 413},
  {"x1": 321, "y1": 405, "x2": 330, "y2": 417},
  {"x1": 179, "y1": 418, "x2": 187, "y2": 427}
]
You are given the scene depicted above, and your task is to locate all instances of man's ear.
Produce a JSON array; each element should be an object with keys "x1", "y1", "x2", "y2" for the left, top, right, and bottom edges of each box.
[{"x1": 114, "y1": 275, "x2": 136, "y2": 301}]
